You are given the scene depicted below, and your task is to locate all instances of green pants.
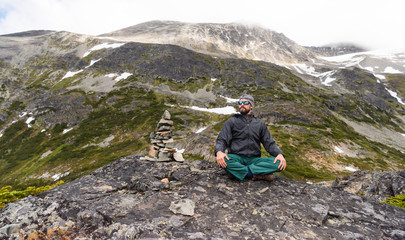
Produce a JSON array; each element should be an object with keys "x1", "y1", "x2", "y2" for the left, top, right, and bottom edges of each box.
[{"x1": 225, "y1": 154, "x2": 281, "y2": 181}]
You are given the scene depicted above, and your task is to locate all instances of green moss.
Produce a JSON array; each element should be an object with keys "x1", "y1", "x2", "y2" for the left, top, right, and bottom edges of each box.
[
  {"x1": 52, "y1": 75, "x2": 78, "y2": 90},
  {"x1": 381, "y1": 194, "x2": 405, "y2": 209},
  {"x1": 386, "y1": 74, "x2": 405, "y2": 96},
  {"x1": 53, "y1": 123, "x2": 68, "y2": 133},
  {"x1": 8, "y1": 101, "x2": 25, "y2": 111},
  {"x1": 0, "y1": 87, "x2": 171, "y2": 188}
]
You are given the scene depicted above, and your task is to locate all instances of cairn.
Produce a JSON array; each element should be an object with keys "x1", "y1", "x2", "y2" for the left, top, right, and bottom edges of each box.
[{"x1": 146, "y1": 110, "x2": 184, "y2": 162}]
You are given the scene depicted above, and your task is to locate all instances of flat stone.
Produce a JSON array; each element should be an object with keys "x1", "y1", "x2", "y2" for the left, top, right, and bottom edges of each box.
[
  {"x1": 169, "y1": 199, "x2": 195, "y2": 216},
  {"x1": 173, "y1": 152, "x2": 185, "y2": 162},
  {"x1": 162, "y1": 138, "x2": 174, "y2": 144},
  {"x1": 158, "y1": 119, "x2": 173, "y2": 126},
  {"x1": 162, "y1": 110, "x2": 171, "y2": 120},
  {"x1": 0, "y1": 224, "x2": 21, "y2": 236},
  {"x1": 157, "y1": 125, "x2": 171, "y2": 132}
]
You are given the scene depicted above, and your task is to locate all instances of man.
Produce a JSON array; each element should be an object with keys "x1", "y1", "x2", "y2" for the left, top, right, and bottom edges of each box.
[{"x1": 215, "y1": 94, "x2": 286, "y2": 182}]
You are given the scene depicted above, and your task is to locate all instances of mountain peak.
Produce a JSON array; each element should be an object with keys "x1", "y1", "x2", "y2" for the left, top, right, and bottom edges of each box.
[
  {"x1": 100, "y1": 20, "x2": 316, "y2": 65},
  {"x1": 0, "y1": 30, "x2": 55, "y2": 37}
]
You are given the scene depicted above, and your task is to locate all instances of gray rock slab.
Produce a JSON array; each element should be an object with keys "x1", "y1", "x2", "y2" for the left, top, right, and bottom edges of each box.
[{"x1": 1, "y1": 156, "x2": 404, "y2": 239}]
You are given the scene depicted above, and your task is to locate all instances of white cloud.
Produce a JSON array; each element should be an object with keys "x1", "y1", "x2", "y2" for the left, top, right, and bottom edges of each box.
[{"x1": 0, "y1": 0, "x2": 404, "y2": 50}]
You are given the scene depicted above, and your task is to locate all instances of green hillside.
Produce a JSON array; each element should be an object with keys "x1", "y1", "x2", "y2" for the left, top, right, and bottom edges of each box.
[{"x1": 0, "y1": 40, "x2": 404, "y2": 189}]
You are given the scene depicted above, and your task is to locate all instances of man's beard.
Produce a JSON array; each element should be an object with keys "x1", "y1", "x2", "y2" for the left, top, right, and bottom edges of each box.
[{"x1": 239, "y1": 106, "x2": 250, "y2": 115}]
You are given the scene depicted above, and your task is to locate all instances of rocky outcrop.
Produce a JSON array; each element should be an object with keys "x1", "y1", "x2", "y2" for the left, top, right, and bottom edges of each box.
[
  {"x1": 331, "y1": 169, "x2": 405, "y2": 201},
  {"x1": 306, "y1": 44, "x2": 366, "y2": 57},
  {"x1": 1, "y1": 156, "x2": 404, "y2": 239}
]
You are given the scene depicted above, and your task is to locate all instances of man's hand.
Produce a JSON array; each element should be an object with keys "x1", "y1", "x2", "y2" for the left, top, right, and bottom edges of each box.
[
  {"x1": 275, "y1": 154, "x2": 286, "y2": 171},
  {"x1": 216, "y1": 151, "x2": 229, "y2": 168}
]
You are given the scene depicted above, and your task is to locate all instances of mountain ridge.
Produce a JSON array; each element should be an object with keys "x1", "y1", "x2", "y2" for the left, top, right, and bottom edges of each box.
[{"x1": 100, "y1": 20, "x2": 317, "y2": 65}]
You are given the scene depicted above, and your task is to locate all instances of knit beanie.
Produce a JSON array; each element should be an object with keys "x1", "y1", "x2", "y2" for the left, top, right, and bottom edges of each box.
[{"x1": 239, "y1": 94, "x2": 254, "y2": 107}]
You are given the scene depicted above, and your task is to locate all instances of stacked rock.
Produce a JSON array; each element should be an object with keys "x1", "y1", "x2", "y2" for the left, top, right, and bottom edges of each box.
[{"x1": 147, "y1": 110, "x2": 184, "y2": 162}]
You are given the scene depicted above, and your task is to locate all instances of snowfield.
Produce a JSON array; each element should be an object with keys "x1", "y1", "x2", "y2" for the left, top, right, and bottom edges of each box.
[{"x1": 83, "y1": 42, "x2": 125, "y2": 57}]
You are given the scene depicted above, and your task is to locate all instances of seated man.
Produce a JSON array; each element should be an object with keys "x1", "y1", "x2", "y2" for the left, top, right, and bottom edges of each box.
[{"x1": 214, "y1": 94, "x2": 286, "y2": 182}]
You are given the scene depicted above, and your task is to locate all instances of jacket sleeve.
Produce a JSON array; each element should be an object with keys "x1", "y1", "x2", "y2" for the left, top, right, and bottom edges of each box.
[
  {"x1": 261, "y1": 122, "x2": 283, "y2": 157},
  {"x1": 214, "y1": 118, "x2": 233, "y2": 156}
]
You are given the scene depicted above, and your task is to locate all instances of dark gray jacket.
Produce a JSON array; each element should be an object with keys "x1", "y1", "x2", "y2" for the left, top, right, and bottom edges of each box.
[{"x1": 215, "y1": 113, "x2": 283, "y2": 157}]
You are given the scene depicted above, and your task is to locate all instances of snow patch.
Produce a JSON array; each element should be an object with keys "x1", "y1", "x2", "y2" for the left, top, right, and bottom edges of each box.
[
  {"x1": 52, "y1": 172, "x2": 70, "y2": 181},
  {"x1": 62, "y1": 70, "x2": 83, "y2": 80},
  {"x1": 62, "y1": 128, "x2": 73, "y2": 134},
  {"x1": 85, "y1": 58, "x2": 102, "y2": 68},
  {"x1": 40, "y1": 172, "x2": 50, "y2": 179},
  {"x1": 385, "y1": 88, "x2": 405, "y2": 105},
  {"x1": 105, "y1": 72, "x2": 132, "y2": 81},
  {"x1": 26, "y1": 116, "x2": 35, "y2": 128},
  {"x1": 292, "y1": 63, "x2": 315, "y2": 75},
  {"x1": 115, "y1": 72, "x2": 132, "y2": 82},
  {"x1": 186, "y1": 106, "x2": 237, "y2": 115},
  {"x1": 105, "y1": 73, "x2": 118, "y2": 78},
  {"x1": 292, "y1": 64, "x2": 336, "y2": 86},
  {"x1": 321, "y1": 54, "x2": 365, "y2": 68},
  {"x1": 321, "y1": 71, "x2": 337, "y2": 86},
  {"x1": 334, "y1": 146, "x2": 344, "y2": 154},
  {"x1": 26, "y1": 116, "x2": 35, "y2": 124},
  {"x1": 384, "y1": 67, "x2": 402, "y2": 74},
  {"x1": 374, "y1": 74, "x2": 386, "y2": 80},
  {"x1": 319, "y1": 48, "x2": 405, "y2": 75},
  {"x1": 220, "y1": 95, "x2": 239, "y2": 103},
  {"x1": 83, "y1": 42, "x2": 125, "y2": 57},
  {"x1": 345, "y1": 166, "x2": 357, "y2": 172},
  {"x1": 196, "y1": 127, "x2": 207, "y2": 134}
]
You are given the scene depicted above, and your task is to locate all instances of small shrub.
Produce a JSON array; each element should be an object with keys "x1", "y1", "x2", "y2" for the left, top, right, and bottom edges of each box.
[
  {"x1": 381, "y1": 194, "x2": 405, "y2": 209},
  {"x1": 0, "y1": 181, "x2": 64, "y2": 208},
  {"x1": 9, "y1": 101, "x2": 25, "y2": 111}
]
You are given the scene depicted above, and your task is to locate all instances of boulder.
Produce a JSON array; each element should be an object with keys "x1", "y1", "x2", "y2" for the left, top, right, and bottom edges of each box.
[{"x1": 331, "y1": 169, "x2": 405, "y2": 201}]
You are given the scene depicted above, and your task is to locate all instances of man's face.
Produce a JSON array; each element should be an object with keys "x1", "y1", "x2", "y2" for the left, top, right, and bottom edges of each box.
[{"x1": 238, "y1": 98, "x2": 252, "y2": 115}]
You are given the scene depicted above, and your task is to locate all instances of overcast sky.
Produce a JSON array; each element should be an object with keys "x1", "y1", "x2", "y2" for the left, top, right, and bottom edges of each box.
[{"x1": 0, "y1": 0, "x2": 404, "y2": 50}]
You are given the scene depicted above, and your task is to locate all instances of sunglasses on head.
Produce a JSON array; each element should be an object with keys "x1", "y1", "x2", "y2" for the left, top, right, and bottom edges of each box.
[{"x1": 238, "y1": 100, "x2": 250, "y2": 105}]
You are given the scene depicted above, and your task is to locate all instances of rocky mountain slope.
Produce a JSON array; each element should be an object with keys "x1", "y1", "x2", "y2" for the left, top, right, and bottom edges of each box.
[
  {"x1": 100, "y1": 20, "x2": 316, "y2": 65},
  {"x1": 306, "y1": 43, "x2": 367, "y2": 57},
  {"x1": 1, "y1": 156, "x2": 404, "y2": 239},
  {"x1": 0, "y1": 21, "x2": 404, "y2": 191}
]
